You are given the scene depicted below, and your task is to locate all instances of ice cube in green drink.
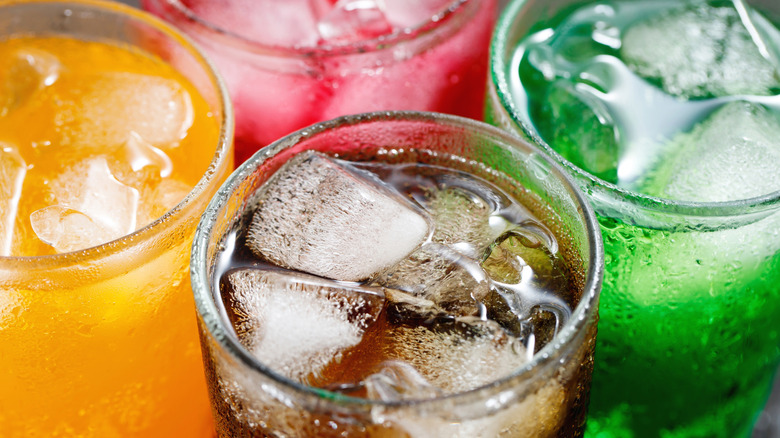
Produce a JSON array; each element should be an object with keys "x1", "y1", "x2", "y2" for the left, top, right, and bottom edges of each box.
[{"x1": 622, "y1": 3, "x2": 780, "y2": 99}]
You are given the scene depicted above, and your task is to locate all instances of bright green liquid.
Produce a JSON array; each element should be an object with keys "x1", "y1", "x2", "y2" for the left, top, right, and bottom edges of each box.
[
  {"x1": 493, "y1": 0, "x2": 780, "y2": 437},
  {"x1": 590, "y1": 217, "x2": 780, "y2": 438}
]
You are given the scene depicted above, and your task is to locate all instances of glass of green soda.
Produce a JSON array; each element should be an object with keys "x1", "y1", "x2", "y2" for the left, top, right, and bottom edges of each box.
[{"x1": 487, "y1": 0, "x2": 780, "y2": 437}]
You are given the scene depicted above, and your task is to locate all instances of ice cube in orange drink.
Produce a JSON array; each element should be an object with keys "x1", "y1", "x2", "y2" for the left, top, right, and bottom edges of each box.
[{"x1": 0, "y1": 7, "x2": 232, "y2": 437}]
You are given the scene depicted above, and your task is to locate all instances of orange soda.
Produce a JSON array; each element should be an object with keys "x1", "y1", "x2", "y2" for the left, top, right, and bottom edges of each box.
[{"x1": 0, "y1": 31, "x2": 228, "y2": 437}]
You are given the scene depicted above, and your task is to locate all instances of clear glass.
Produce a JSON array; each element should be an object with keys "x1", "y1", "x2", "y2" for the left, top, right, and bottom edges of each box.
[
  {"x1": 0, "y1": 1, "x2": 234, "y2": 436},
  {"x1": 142, "y1": 0, "x2": 499, "y2": 164},
  {"x1": 487, "y1": 0, "x2": 780, "y2": 437},
  {"x1": 191, "y1": 111, "x2": 603, "y2": 438}
]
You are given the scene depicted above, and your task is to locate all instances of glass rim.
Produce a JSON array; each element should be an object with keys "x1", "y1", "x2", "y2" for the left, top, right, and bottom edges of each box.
[
  {"x1": 490, "y1": 0, "x2": 780, "y2": 219},
  {"x1": 0, "y1": 0, "x2": 234, "y2": 266},
  {"x1": 150, "y1": 0, "x2": 477, "y2": 57},
  {"x1": 191, "y1": 110, "x2": 604, "y2": 411}
]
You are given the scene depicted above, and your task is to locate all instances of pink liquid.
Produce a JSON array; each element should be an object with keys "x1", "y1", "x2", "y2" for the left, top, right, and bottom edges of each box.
[{"x1": 142, "y1": 0, "x2": 498, "y2": 165}]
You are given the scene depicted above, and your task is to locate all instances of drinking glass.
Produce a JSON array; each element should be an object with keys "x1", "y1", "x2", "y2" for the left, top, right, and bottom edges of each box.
[
  {"x1": 487, "y1": 0, "x2": 780, "y2": 436},
  {"x1": 142, "y1": 0, "x2": 499, "y2": 164},
  {"x1": 191, "y1": 111, "x2": 603, "y2": 437},
  {"x1": 0, "y1": 1, "x2": 233, "y2": 436}
]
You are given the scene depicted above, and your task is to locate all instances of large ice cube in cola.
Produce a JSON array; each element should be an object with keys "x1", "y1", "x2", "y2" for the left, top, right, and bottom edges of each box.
[
  {"x1": 314, "y1": 312, "x2": 528, "y2": 396},
  {"x1": 369, "y1": 167, "x2": 522, "y2": 316},
  {"x1": 246, "y1": 151, "x2": 430, "y2": 282},
  {"x1": 221, "y1": 268, "x2": 385, "y2": 382},
  {"x1": 0, "y1": 143, "x2": 26, "y2": 256},
  {"x1": 363, "y1": 360, "x2": 444, "y2": 401},
  {"x1": 0, "y1": 48, "x2": 60, "y2": 117},
  {"x1": 372, "y1": 242, "x2": 490, "y2": 316},
  {"x1": 422, "y1": 181, "x2": 513, "y2": 259},
  {"x1": 621, "y1": 3, "x2": 780, "y2": 98},
  {"x1": 395, "y1": 316, "x2": 527, "y2": 393},
  {"x1": 372, "y1": 375, "x2": 566, "y2": 438}
]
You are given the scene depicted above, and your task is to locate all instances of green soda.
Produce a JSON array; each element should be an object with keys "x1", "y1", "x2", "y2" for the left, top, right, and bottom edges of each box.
[{"x1": 488, "y1": 0, "x2": 780, "y2": 437}]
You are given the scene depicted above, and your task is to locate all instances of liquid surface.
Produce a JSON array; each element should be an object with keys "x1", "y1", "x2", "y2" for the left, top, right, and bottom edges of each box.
[
  {"x1": 512, "y1": 0, "x2": 780, "y2": 200},
  {"x1": 181, "y1": 0, "x2": 454, "y2": 47},
  {"x1": 0, "y1": 35, "x2": 220, "y2": 438},
  {"x1": 503, "y1": 2, "x2": 780, "y2": 437},
  {"x1": 0, "y1": 35, "x2": 218, "y2": 256},
  {"x1": 143, "y1": 0, "x2": 498, "y2": 165},
  {"x1": 215, "y1": 152, "x2": 578, "y2": 400}
]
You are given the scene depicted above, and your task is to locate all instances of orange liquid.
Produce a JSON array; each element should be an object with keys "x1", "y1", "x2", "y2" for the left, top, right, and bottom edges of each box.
[{"x1": 0, "y1": 36, "x2": 222, "y2": 436}]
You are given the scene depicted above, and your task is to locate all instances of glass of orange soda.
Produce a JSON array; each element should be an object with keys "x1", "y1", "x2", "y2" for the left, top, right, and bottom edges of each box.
[{"x1": 0, "y1": 1, "x2": 233, "y2": 436}]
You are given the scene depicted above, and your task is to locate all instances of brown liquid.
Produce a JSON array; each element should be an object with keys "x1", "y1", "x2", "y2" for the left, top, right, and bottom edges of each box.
[{"x1": 207, "y1": 151, "x2": 592, "y2": 437}]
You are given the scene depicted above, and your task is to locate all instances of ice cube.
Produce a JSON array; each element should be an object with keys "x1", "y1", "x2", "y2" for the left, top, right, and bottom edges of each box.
[
  {"x1": 317, "y1": 0, "x2": 393, "y2": 44},
  {"x1": 187, "y1": 0, "x2": 322, "y2": 47},
  {"x1": 373, "y1": 377, "x2": 566, "y2": 438},
  {"x1": 383, "y1": 287, "x2": 445, "y2": 323},
  {"x1": 372, "y1": 242, "x2": 490, "y2": 316},
  {"x1": 0, "y1": 48, "x2": 60, "y2": 117},
  {"x1": 0, "y1": 143, "x2": 26, "y2": 256},
  {"x1": 64, "y1": 72, "x2": 193, "y2": 148},
  {"x1": 246, "y1": 151, "x2": 430, "y2": 282},
  {"x1": 621, "y1": 4, "x2": 780, "y2": 98},
  {"x1": 324, "y1": 314, "x2": 528, "y2": 396},
  {"x1": 638, "y1": 101, "x2": 780, "y2": 202},
  {"x1": 29, "y1": 206, "x2": 119, "y2": 253},
  {"x1": 363, "y1": 361, "x2": 443, "y2": 401},
  {"x1": 135, "y1": 177, "x2": 192, "y2": 229},
  {"x1": 381, "y1": 0, "x2": 451, "y2": 29},
  {"x1": 404, "y1": 317, "x2": 528, "y2": 393},
  {"x1": 31, "y1": 157, "x2": 139, "y2": 252},
  {"x1": 121, "y1": 131, "x2": 173, "y2": 178},
  {"x1": 482, "y1": 224, "x2": 572, "y2": 354},
  {"x1": 536, "y1": 79, "x2": 620, "y2": 183},
  {"x1": 482, "y1": 223, "x2": 562, "y2": 286},
  {"x1": 369, "y1": 168, "x2": 555, "y2": 317},
  {"x1": 421, "y1": 180, "x2": 513, "y2": 259},
  {"x1": 222, "y1": 268, "x2": 385, "y2": 381}
]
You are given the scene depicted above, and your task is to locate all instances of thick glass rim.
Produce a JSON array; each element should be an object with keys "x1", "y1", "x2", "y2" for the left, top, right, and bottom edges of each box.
[
  {"x1": 191, "y1": 110, "x2": 604, "y2": 413},
  {"x1": 0, "y1": 0, "x2": 234, "y2": 267},
  {"x1": 490, "y1": 0, "x2": 780, "y2": 220},
  {"x1": 149, "y1": 0, "x2": 477, "y2": 57}
]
